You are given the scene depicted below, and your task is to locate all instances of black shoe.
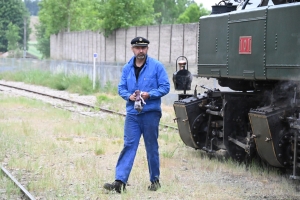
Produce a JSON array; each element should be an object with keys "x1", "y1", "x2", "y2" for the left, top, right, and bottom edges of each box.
[
  {"x1": 148, "y1": 180, "x2": 161, "y2": 191},
  {"x1": 103, "y1": 180, "x2": 125, "y2": 193}
]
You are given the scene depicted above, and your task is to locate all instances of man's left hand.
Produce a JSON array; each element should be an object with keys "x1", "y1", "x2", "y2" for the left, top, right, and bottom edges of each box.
[{"x1": 141, "y1": 92, "x2": 150, "y2": 100}]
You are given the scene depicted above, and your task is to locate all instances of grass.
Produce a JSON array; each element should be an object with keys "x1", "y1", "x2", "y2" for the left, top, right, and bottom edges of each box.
[
  {"x1": 0, "y1": 68, "x2": 118, "y2": 96},
  {"x1": 28, "y1": 41, "x2": 42, "y2": 59},
  {"x1": 1, "y1": 93, "x2": 300, "y2": 199},
  {"x1": 0, "y1": 68, "x2": 173, "y2": 125},
  {"x1": 1, "y1": 68, "x2": 300, "y2": 199},
  {"x1": 0, "y1": 95, "x2": 127, "y2": 198}
]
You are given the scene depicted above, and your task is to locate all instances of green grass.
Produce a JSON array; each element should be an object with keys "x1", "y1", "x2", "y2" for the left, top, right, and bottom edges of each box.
[
  {"x1": 1, "y1": 86, "x2": 299, "y2": 198},
  {"x1": 0, "y1": 69, "x2": 103, "y2": 96},
  {"x1": 28, "y1": 41, "x2": 42, "y2": 59}
]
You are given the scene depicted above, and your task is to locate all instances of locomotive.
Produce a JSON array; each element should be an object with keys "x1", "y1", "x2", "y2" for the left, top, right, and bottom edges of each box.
[{"x1": 173, "y1": 0, "x2": 300, "y2": 179}]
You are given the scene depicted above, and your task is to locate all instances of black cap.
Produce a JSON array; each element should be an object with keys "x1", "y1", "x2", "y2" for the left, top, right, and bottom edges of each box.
[{"x1": 131, "y1": 37, "x2": 150, "y2": 47}]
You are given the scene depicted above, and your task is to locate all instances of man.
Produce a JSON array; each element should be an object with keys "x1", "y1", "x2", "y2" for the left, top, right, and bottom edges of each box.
[{"x1": 103, "y1": 37, "x2": 170, "y2": 193}]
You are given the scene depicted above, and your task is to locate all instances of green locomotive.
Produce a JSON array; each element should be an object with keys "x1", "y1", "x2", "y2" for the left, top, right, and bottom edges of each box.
[{"x1": 173, "y1": 0, "x2": 300, "y2": 179}]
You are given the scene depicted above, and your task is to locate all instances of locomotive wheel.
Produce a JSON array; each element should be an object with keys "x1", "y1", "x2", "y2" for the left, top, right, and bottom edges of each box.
[{"x1": 191, "y1": 114, "x2": 208, "y2": 149}]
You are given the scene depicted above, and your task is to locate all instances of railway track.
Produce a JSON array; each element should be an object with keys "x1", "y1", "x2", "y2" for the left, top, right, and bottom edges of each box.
[
  {"x1": 1, "y1": 166, "x2": 35, "y2": 200},
  {"x1": 0, "y1": 81, "x2": 177, "y2": 199},
  {"x1": 0, "y1": 82, "x2": 177, "y2": 130}
]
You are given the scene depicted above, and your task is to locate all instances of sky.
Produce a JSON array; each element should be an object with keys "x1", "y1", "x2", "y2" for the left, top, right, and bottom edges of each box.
[{"x1": 194, "y1": 0, "x2": 224, "y2": 10}]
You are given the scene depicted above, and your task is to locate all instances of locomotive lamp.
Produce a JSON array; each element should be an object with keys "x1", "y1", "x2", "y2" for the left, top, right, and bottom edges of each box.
[
  {"x1": 173, "y1": 56, "x2": 193, "y2": 99},
  {"x1": 178, "y1": 59, "x2": 186, "y2": 70}
]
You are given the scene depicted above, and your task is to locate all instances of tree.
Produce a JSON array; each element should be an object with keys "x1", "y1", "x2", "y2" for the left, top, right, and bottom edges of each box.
[
  {"x1": 38, "y1": 0, "x2": 104, "y2": 34},
  {"x1": 153, "y1": 0, "x2": 195, "y2": 24},
  {"x1": 37, "y1": 0, "x2": 101, "y2": 58},
  {"x1": 37, "y1": 0, "x2": 156, "y2": 57},
  {"x1": 177, "y1": 3, "x2": 209, "y2": 23},
  {"x1": 0, "y1": 0, "x2": 30, "y2": 52},
  {"x1": 24, "y1": 0, "x2": 40, "y2": 16},
  {"x1": 97, "y1": 0, "x2": 155, "y2": 36},
  {"x1": 5, "y1": 22, "x2": 21, "y2": 57},
  {"x1": 35, "y1": 22, "x2": 50, "y2": 58},
  {"x1": 0, "y1": 22, "x2": 5, "y2": 51}
]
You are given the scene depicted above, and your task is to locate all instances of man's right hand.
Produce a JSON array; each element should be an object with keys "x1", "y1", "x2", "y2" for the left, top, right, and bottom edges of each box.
[{"x1": 129, "y1": 92, "x2": 137, "y2": 101}]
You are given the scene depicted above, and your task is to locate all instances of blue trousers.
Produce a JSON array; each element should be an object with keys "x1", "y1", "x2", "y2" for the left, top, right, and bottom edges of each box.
[{"x1": 115, "y1": 111, "x2": 161, "y2": 183}]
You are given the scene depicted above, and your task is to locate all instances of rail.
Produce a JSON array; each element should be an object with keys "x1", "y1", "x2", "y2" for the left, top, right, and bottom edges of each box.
[
  {"x1": 0, "y1": 83, "x2": 177, "y2": 130},
  {"x1": 1, "y1": 166, "x2": 35, "y2": 200}
]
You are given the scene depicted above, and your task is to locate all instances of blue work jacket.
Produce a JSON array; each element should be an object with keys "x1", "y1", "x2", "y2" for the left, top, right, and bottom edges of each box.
[{"x1": 118, "y1": 55, "x2": 170, "y2": 114}]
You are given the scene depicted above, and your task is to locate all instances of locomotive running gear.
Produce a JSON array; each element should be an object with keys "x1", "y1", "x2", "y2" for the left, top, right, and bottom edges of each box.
[{"x1": 118, "y1": 56, "x2": 170, "y2": 114}]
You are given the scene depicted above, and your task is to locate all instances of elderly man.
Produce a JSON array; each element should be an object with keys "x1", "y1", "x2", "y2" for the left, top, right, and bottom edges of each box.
[{"x1": 103, "y1": 36, "x2": 170, "y2": 193}]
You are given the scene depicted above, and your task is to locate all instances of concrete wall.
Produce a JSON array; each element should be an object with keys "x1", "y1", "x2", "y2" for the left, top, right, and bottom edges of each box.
[{"x1": 50, "y1": 23, "x2": 199, "y2": 64}]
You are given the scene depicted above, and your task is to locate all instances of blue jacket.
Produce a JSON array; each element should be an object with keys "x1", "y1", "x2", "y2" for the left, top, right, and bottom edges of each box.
[{"x1": 118, "y1": 55, "x2": 170, "y2": 114}]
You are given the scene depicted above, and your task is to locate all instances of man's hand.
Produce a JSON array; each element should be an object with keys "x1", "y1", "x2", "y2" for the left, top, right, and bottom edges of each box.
[
  {"x1": 141, "y1": 92, "x2": 150, "y2": 100},
  {"x1": 129, "y1": 91, "x2": 149, "y2": 101},
  {"x1": 129, "y1": 92, "x2": 137, "y2": 101}
]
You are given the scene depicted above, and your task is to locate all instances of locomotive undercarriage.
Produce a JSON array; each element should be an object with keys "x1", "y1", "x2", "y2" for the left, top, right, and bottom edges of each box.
[{"x1": 173, "y1": 81, "x2": 300, "y2": 179}]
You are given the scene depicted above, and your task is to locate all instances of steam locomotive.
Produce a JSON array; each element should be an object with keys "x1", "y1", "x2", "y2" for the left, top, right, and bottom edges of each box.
[{"x1": 173, "y1": 0, "x2": 300, "y2": 179}]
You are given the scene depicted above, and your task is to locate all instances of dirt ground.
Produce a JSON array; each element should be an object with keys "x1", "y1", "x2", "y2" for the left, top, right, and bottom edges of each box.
[{"x1": 1, "y1": 81, "x2": 300, "y2": 200}]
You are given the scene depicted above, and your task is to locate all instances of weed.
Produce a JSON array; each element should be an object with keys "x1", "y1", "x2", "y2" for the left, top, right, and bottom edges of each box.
[
  {"x1": 161, "y1": 145, "x2": 179, "y2": 158},
  {"x1": 101, "y1": 81, "x2": 118, "y2": 95},
  {"x1": 96, "y1": 94, "x2": 110, "y2": 105},
  {"x1": 94, "y1": 142, "x2": 105, "y2": 155}
]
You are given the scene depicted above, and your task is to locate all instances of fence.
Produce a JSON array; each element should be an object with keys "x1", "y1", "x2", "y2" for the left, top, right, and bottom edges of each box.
[{"x1": 50, "y1": 23, "x2": 200, "y2": 65}]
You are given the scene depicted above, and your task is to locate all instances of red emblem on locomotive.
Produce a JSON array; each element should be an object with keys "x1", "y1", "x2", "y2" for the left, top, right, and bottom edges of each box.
[{"x1": 239, "y1": 36, "x2": 252, "y2": 54}]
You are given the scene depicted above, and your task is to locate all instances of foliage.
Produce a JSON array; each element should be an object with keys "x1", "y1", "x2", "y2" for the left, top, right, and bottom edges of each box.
[
  {"x1": 177, "y1": 3, "x2": 210, "y2": 23},
  {"x1": 97, "y1": 0, "x2": 155, "y2": 36},
  {"x1": 35, "y1": 0, "x2": 209, "y2": 58},
  {"x1": 36, "y1": 0, "x2": 156, "y2": 57},
  {"x1": 5, "y1": 23, "x2": 21, "y2": 57},
  {"x1": 0, "y1": 0, "x2": 30, "y2": 52},
  {"x1": 28, "y1": 41, "x2": 43, "y2": 59},
  {"x1": 153, "y1": 0, "x2": 194, "y2": 24},
  {"x1": 38, "y1": 0, "x2": 73, "y2": 36},
  {"x1": 0, "y1": 22, "x2": 5, "y2": 51},
  {"x1": 38, "y1": 0, "x2": 100, "y2": 36},
  {"x1": 37, "y1": 0, "x2": 100, "y2": 58},
  {"x1": 35, "y1": 22, "x2": 50, "y2": 58},
  {"x1": 0, "y1": 69, "x2": 98, "y2": 95},
  {"x1": 24, "y1": 0, "x2": 40, "y2": 16}
]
